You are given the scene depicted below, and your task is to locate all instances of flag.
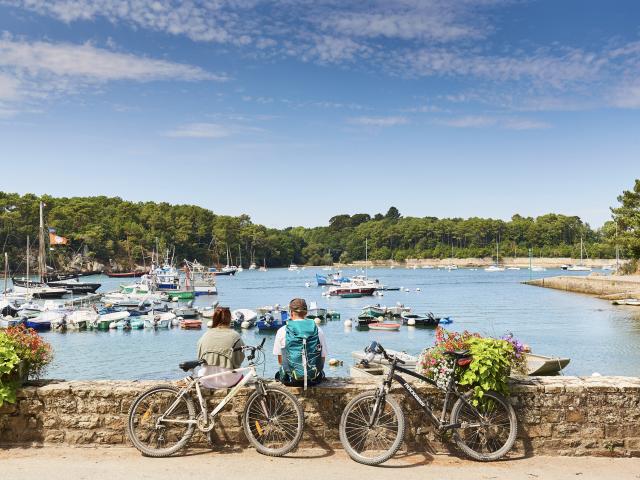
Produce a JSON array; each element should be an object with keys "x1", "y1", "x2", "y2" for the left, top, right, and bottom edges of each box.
[{"x1": 49, "y1": 231, "x2": 69, "y2": 245}]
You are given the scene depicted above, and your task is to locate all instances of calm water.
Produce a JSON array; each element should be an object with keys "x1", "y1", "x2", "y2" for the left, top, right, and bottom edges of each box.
[{"x1": 38, "y1": 268, "x2": 640, "y2": 380}]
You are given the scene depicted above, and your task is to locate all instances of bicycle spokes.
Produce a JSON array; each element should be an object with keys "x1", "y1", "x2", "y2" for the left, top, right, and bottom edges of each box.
[
  {"x1": 246, "y1": 390, "x2": 301, "y2": 450},
  {"x1": 455, "y1": 398, "x2": 513, "y2": 454}
]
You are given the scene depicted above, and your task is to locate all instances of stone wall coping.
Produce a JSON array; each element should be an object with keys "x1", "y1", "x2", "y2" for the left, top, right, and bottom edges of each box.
[{"x1": 16, "y1": 375, "x2": 640, "y2": 398}]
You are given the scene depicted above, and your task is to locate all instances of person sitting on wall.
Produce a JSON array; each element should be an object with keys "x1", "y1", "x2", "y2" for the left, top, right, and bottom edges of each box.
[{"x1": 273, "y1": 298, "x2": 327, "y2": 388}]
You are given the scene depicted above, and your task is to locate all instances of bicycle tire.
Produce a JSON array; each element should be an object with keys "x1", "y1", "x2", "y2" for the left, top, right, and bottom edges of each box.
[
  {"x1": 339, "y1": 390, "x2": 405, "y2": 466},
  {"x1": 450, "y1": 390, "x2": 518, "y2": 461},
  {"x1": 243, "y1": 384, "x2": 304, "y2": 456},
  {"x1": 126, "y1": 384, "x2": 196, "y2": 457}
]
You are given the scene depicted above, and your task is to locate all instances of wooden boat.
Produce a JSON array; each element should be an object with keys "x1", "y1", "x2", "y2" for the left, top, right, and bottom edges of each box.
[
  {"x1": 401, "y1": 312, "x2": 441, "y2": 328},
  {"x1": 106, "y1": 271, "x2": 146, "y2": 278},
  {"x1": 525, "y1": 353, "x2": 570, "y2": 376},
  {"x1": 180, "y1": 318, "x2": 202, "y2": 330},
  {"x1": 368, "y1": 322, "x2": 401, "y2": 331}
]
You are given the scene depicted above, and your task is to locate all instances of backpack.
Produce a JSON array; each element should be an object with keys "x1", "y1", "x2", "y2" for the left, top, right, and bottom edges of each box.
[{"x1": 278, "y1": 319, "x2": 324, "y2": 389}]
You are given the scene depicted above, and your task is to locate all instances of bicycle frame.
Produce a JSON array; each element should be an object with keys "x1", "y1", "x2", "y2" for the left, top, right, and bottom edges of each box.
[
  {"x1": 378, "y1": 359, "x2": 477, "y2": 431},
  {"x1": 159, "y1": 363, "x2": 264, "y2": 427}
]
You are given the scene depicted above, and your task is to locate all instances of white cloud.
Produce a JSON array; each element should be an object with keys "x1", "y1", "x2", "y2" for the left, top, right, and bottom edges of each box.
[
  {"x1": 435, "y1": 115, "x2": 551, "y2": 130},
  {"x1": 0, "y1": 73, "x2": 20, "y2": 100},
  {"x1": 0, "y1": 37, "x2": 224, "y2": 82},
  {"x1": 165, "y1": 123, "x2": 232, "y2": 139},
  {"x1": 348, "y1": 116, "x2": 409, "y2": 127},
  {"x1": 609, "y1": 82, "x2": 640, "y2": 109}
]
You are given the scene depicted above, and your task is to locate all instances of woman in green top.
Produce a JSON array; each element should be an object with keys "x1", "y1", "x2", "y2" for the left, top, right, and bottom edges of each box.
[{"x1": 196, "y1": 307, "x2": 245, "y2": 388}]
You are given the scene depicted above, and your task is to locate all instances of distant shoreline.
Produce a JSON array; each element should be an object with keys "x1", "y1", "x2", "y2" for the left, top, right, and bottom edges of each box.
[{"x1": 337, "y1": 257, "x2": 627, "y2": 269}]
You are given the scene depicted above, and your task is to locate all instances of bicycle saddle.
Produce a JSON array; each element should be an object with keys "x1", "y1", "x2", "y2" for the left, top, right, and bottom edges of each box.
[{"x1": 179, "y1": 360, "x2": 205, "y2": 371}]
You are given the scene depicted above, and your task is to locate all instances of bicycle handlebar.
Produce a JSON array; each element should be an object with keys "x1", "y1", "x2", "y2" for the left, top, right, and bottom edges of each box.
[{"x1": 233, "y1": 337, "x2": 267, "y2": 353}]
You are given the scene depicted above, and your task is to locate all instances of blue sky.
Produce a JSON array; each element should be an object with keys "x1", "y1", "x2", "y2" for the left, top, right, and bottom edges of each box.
[{"x1": 0, "y1": 1, "x2": 638, "y2": 228}]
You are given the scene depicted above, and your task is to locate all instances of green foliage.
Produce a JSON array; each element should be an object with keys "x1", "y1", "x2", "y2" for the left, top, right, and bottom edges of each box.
[
  {"x1": 459, "y1": 337, "x2": 515, "y2": 404},
  {"x1": 0, "y1": 191, "x2": 621, "y2": 271},
  {"x1": 610, "y1": 179, "x2": 640, "y2": 262},
  {"x1": 0, "y1": 333, "x2": 20, "y2": 406}
]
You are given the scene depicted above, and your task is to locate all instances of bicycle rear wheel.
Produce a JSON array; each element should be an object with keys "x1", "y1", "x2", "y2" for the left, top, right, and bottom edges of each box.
[
  {"x1": 127, "y1": 385, "x2": 196, "y2": 457},
  {"x1": 339, "y1": 390, "x2": 405, "y2": 465},
  {"x1": 243, "y1": 384, "x2": 304, "y2": 456},
  {"x1": 450, "y1": 390, "x2": 518, "y2": 461}
]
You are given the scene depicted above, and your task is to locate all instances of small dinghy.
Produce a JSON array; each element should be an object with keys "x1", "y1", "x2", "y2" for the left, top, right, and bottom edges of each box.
[
  {"x1": 231, "y1": 309, "x2": 257, "y2": 328},
  {"x1": 256, "y1": 309, "x2": 288, "y2": 331},
  {"x1": 401, "y1": 312, "x2": 441, "y2": 328},
  {"x1": 368, "y1": 322, "x2": 401, "y2": 331},
  {"x1": 525, "y1": 353, "x2": 570, "y2": 376},
  {"x1": 95, "y1": 311, "x2": 129, "y2": 330},
  {"x1": 173, "y1": 301, "x2": 199, "y2": 318},
  {"x1": 180, "y1": 318, "x2": 202, "y2": 330},
  {"x1": 144, "y1": 312, "x2": 175, "y2": 329}
]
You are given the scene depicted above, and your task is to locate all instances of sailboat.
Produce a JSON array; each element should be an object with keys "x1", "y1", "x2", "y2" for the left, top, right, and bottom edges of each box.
[
  {"x1": 567, "y1": 236, "x2": 592, "y2": 271},
  {"x1": 485, "y1": 239, "x2": 505, "y2": 272},
  {"x1": 259, "y1": 258, "x2": 268, "y2": 272},
  {"x1": 220, "y1": 245, "x2": 238, "y2": 274},
  {"x1": 444, "y1": 243, "x2": 458, "y2": 270},
  {"x1": 237, "y1": 246, "x2": 244, "y2": 272},
  {"x1": 12, "y1": 204, "x2": 68, "y2": 298}
]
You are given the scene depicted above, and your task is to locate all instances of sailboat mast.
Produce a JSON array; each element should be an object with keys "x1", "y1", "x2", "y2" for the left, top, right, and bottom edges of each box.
[
  {"x1": 38, "y1": 201, "x2": 46, "y2": 282},
  {"x1": 615, "y1": 222, "x2": 620, "y2": 271},
  {"x1": 3, "y1": 252, "x2": 7, "y2": 296},
  {"x1": 26, "y1": 235, "x2": 30, "y2": 292},
  {"x1": 365, "y1": 238, "x2": 368, "y2": 278}
]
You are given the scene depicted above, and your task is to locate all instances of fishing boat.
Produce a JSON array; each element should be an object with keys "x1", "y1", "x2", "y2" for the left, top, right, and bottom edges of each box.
[
  {"x1": 180, "y1": 318, "x2": 202, "y2": 330},
  {"x1": 368, "y1": 322, "x2": 401, "y2": 331},
  {"x1": 361, "y1": 304, "x2": 386, "y2": 317},
  {"x1": 306, "y1": 301, "x2": 327, "y2": 319},
  {"x1": 106, "y1": 271, "x2": 146, "y2": 278},
  {"x1": 401, "y1": 312, "x2": 441, "y2": 327},
  {"x1": 231, "y1": 308, "x2": 258, "y2": 328},
  {"x1": 184, "y1": 260, "x2": 218, "y2": 296},
  {"x1": 143, "y1": 312, "x2": 175, "y2": 329},
  {"x1": 256, "y1": 308, "x2": 288, "y2": 331},
  {"x1": 525, "y1": 353, "x2": 570, "y2": 376}
]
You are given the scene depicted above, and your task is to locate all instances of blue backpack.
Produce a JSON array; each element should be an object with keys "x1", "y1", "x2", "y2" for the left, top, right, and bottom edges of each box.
[{"x1": 278, "y1": 319, "x2": 324, "y2": 389}]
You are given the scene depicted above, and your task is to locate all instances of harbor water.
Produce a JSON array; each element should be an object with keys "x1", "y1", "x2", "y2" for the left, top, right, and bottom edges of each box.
[{"x1": 38, "y1": 268, "x2": 640, "y2": 380}]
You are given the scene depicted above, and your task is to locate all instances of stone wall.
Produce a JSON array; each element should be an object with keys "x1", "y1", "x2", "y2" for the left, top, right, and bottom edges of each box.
[
  {"x1": 1, "y1": 376, "x2": 639, "y2": 457},
  {"x1": 525, "y1": 275, "x2": 640, "y2": 298}
]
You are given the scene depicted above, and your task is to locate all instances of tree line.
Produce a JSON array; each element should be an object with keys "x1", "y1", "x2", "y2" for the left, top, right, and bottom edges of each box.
[{"x1": 0, "y1": 185, "x2": 636, "y2": 272}]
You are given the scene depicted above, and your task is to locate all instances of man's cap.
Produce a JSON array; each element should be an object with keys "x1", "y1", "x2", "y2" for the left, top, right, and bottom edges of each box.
[{"x1": 289, "y1": 298, "x2": 308, "y2": 312}]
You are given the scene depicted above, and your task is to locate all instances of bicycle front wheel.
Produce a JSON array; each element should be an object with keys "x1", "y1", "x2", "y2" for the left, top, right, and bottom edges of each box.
[
  {"x1": 127, "y1": 385, "x2": 196, "y2": 457},
  {"x1": 339, "y1": 391, "x2": 405, "y2": 465},
  {"x1": 243, "y1": 384, "x2": 304, "y2": 456},
  {"x1": 450, "y1": 390, "x2": 518, "y2": 461}
]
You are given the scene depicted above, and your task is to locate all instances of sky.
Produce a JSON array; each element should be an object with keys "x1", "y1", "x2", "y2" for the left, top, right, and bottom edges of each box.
[{"x1": 0, "y1": 1, "x2": 638, "y2": 229}]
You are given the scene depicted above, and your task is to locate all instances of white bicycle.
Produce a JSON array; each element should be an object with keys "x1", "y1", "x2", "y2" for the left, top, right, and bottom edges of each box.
[{"x1": 126, "y1": 338, "x2": 304, "y2": 457}]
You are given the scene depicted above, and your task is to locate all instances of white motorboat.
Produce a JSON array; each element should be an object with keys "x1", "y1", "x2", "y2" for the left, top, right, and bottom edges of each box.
[
  {"x1": 66, "y1": 309, "x2": 98, "y2": 329},
  {"x1": 231, "y1": 308, "x2": 258, "y2": 328},
  {"x1": 306, "y1": 301, "x2": 327, "y2": 319},
  {"x1": 12, "y1": 284, "x2": 68, "y2": 298},
  {"x1": 530, "y1": 266, "x2": 547, "y2": 272},
  {"x1": 288, "y1": 264, "x2": 299, "y2": 271},
  {"x1": 507, "y1": 267, "x2": 521, "y2": 270},
  {"x1": 144, "y1": 311, "x2": 175, "y2": 328}
]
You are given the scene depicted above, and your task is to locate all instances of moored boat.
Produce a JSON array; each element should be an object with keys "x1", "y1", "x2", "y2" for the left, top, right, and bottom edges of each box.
[
  {"x1": 306, "y1": 301, "x2": 327, "y2": 319},
  {"x1": 525, "y1": 353, "x2": 570, "y2": 376},
  {"x1": 144, "y1": 312, "x2": 175, "y2": 329},
  {"x1": 180, "y1": 318, "x2": 202, "y2": 329},
  {"x1": 401, "y1": 312, "x2": 441, "y2": 328},
  {"x1": 361, "y1": 304, "x2": 386, "y2": 317},
  {"x1": 351, "y1": 349, "x2": 418, "y2": 368},
  {"x1": 368, "y1": 322, "x2": 401, "y2": 331},
  {"x1": 106, "y1": 271, "x2": 146, "y2": 278},
  {"x1": 231, "y1": 308, "x2": 258, "y2": 328},
  {"x1": 256, "y1": 308, "x2": 288, "y2": 331}
]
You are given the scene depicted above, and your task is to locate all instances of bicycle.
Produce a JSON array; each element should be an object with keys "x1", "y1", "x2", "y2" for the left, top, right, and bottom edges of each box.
[
  {"x1": 339, "y1": 341, "x2": 517, "y2": 465},
  {"x1": 126, "y1": 338, "x2": 304, "y2": 457}
]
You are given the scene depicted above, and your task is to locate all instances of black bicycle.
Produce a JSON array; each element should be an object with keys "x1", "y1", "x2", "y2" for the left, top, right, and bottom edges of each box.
[{"x1": 339, "y1": 341, "x2": 517, "y2": 465}]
